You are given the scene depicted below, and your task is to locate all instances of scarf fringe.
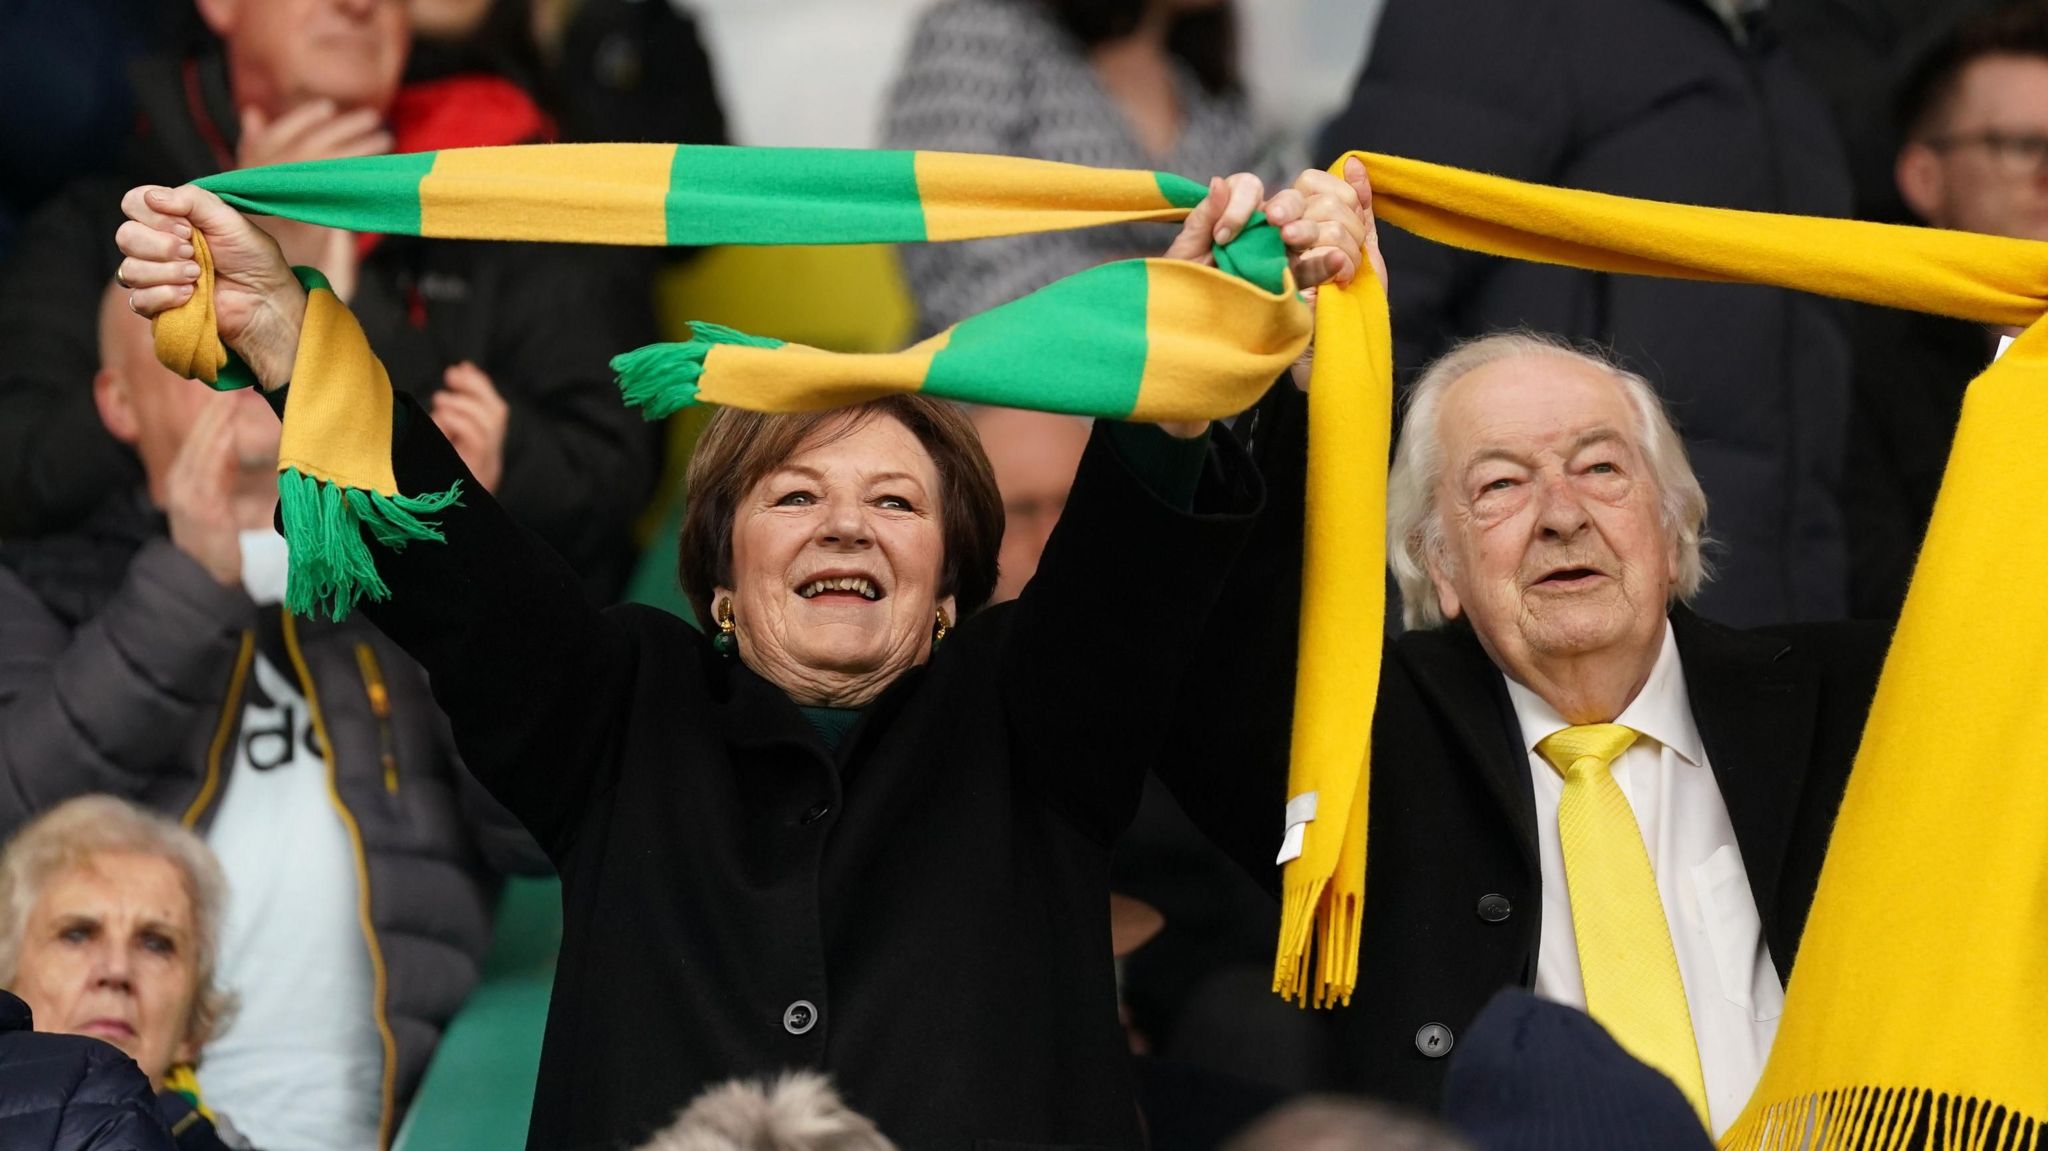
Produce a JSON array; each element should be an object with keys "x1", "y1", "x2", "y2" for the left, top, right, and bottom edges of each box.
[
  {"x1": 1720, "y1": 1087, "x2": 2042, "y2": 1151},
  {"x1": 279, "y1": 468, "x2": 463, "y2": 621},
  {"x1": 612, "y1": 322, "x2": 787, "y2": 419},
  {"x1": 1272, "y1": 876, "x2": 1360, "y2": 1008}
]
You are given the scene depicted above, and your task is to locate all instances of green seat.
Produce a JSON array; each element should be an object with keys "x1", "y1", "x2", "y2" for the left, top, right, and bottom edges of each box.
[{"x1": 393, "y1": 876, "x2": 561, "y2": 1151}]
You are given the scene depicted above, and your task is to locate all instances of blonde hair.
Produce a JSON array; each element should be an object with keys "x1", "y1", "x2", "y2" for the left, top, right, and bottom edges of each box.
[
  {"x1": 1387, "y1": 331, "x2": 1711, "y2": 630},
  {"x1": 637, "y1": 1072, "x2": 897, "y2": 1151},
  {"x1": 0, "y1": 795, "x2": 236, "y2": 1052}
]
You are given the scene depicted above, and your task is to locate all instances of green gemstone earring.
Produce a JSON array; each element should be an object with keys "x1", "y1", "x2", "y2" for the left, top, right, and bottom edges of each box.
[{"x1": 712, "y1": 598, "x2": 738, "y2": 656}]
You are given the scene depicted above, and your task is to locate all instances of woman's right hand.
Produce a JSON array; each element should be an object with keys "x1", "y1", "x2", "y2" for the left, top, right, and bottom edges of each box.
[{"x1": 117, "y1": 184, "x2": 306, "y2": 391}]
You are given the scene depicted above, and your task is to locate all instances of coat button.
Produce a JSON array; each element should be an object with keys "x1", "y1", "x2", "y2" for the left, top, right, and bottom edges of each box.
[
  {"x1": 1476, "y1": 893, "x2": 1512, "y2": 923},
  {"x1": 783, "y1": 1000, "x2": 818, "y2": 1035},
  {"x1": 800, "y1": 802, "x2": 832, "y2": 825},
  {"x1": 1415, "y1": 1022, "x2": 1454, "y2": 1058}
]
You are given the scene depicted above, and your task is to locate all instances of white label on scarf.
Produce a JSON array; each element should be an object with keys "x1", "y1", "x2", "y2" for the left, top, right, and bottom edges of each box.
[
  {"x1": 1275, "y1": 790, "x2": 1319, "y2": 864},
  {"x1": 1997, "y1": 333, "x2": 2016, "y2": 361}
]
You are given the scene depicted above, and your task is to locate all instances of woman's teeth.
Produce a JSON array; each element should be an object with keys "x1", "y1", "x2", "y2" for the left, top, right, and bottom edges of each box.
[{"x1": 798, "y1": 576, "x2": 880, "y2": 600}]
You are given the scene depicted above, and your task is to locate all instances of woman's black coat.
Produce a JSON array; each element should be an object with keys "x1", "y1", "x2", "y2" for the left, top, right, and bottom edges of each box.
[{"x1": 360, "y1": 397, "x2": 1268, "y2": 1151}]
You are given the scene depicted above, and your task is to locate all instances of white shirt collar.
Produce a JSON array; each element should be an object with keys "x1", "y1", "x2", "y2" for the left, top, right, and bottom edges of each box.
[{"x1": 1501, "y1": 620, "x2": 1706, "y2": 767}]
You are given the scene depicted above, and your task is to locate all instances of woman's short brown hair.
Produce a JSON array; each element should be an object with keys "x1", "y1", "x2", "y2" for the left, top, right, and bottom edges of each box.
[{"x1": 678, "y1": 396, "x2": 1006, "y2": 629}]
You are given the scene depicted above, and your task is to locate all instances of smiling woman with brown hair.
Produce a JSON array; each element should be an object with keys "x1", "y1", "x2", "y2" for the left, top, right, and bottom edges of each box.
[{"x1": 111, "y1": 155, "x2": 1375, "y2": 1148}]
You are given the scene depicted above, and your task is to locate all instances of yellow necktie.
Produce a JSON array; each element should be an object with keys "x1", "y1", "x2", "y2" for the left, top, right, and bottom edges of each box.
[{"x1": 1537, "y1": 723, "x2": 1709, "y2": 1125}]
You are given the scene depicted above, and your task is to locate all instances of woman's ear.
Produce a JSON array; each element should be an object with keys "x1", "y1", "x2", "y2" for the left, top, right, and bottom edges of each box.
[
  {"x1": 937, "y1": 594, "x2": 958, "y2": 629},
  {"x1": 94, "y1": 367, "x2": 141, "y2": 446}
]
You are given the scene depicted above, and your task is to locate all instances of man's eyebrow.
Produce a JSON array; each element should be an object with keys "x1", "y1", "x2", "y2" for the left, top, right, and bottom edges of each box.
[
  {"x1": 1568, "y1": 427, "x2": 1627, "y2": 453},
  {"x1": 1462, "y1": 447, "x2": 1531, "y2": 473}
]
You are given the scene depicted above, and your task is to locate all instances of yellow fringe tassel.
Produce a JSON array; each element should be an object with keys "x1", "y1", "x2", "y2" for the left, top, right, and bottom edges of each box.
[{"x1": 1719, "y1": 1087, "x2": 2040, "y2": 1151}]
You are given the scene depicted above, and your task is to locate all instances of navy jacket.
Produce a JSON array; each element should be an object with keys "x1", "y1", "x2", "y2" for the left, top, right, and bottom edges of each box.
[{"x1": 0, "y1": 991, "x2": 174, "y2": 1151}]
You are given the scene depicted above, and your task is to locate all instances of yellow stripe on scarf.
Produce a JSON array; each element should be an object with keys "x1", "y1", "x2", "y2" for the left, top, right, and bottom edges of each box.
[
  {"x1": 277, "y1": 287, "x2": 400, "y2": 495},
  {"x1": 912, "y1": 151, "x2": 1184, "y2": 241},
  {"x1": 1287, "y1": 150, "x2": 2048, "y2": 1145}
]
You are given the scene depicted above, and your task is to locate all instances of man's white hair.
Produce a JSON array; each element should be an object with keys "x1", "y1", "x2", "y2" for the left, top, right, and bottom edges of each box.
[
  {"x1": 636, "y1": 1072, "x2": 897, "y2": 1151},
  {"x1": 1387, "y1": 331, "x2": 1711, "y2": 631}
]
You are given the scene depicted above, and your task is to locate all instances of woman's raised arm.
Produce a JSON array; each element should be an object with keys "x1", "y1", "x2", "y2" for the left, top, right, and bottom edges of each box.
[{"x1": 114, "y1": 185, "x2": 641, "y2": 857}]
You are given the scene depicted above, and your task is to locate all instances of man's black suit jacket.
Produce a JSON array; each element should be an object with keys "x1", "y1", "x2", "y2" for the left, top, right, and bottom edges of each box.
[{"x1": 1165, "y1": 385, "x2": 1891, "y2": 1110}]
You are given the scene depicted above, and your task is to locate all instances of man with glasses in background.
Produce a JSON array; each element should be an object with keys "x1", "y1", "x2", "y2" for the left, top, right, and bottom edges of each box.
[{"x1": 1845, "y1": 1, "x2": 2048, "y2": 619}]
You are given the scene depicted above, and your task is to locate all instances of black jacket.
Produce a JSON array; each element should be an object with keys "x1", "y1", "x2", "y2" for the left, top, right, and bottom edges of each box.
[
  {"x1": 1842, "y1": 305, "x2": 1994, "y2": 620},
  {"x1": 0, "y1": 52, "x2": 657, "y2": 596},
  {"x1": 0, "y1": 991, "x2": 174, "y2": 1151},
  {"x1": 1316, "y1": 0, "x2": 1856, "y2": 627},
  {"x1": 359, "y1": 394, "x2": 1267, "y2": 1150},
  {"x1": 0, "y1": 492, "x2": 546, "y2": 1135},
  {"x1": 1162, "y1": 385, "x2": 1889, "y2": 1110}
]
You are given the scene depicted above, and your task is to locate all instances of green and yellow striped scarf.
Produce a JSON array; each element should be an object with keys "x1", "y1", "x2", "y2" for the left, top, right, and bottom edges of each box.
[{"x1": 151, "y1": 144, "x2": 2048, "y2": 1150}]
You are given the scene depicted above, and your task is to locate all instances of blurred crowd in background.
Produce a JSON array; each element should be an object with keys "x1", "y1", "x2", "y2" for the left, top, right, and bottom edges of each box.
[{"x1": 2, "y1": 0, "x2": 2044, "y2": 1147}]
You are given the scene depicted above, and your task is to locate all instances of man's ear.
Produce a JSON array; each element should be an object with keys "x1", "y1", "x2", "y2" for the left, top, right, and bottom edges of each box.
[
  {"x1": 1425, "y1": 553, "x2": 1463, "y2": 622},
  {"x1": 93, "y1": 367, "x2": 140, "y2": 446},
  {"x1": 1896, "y1": 143, "x2": 1947, "y2": 225},
  {"x1": 192, "y1": 0, "x2": 237, "y2": 38}
]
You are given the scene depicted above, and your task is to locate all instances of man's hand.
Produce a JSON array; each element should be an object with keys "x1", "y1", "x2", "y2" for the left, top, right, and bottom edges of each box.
[
  {"x1": 237, "y1": 102, "x2": 388, "y2": 300},
  {"x1": 165, "y1": 399, "x2": 249, "y2": 586},
  {"x1": 1265, "y1": 158, "x2": 1379, "y2": 292},
  {"x1": 431, "y1": 362, "x2": 510, "y2": 493},
  {"x1": 117, "y1": 183, "x2": 306, "y2": 391},
  {"x1": 1263, "y1": 158, "x2": 1383, "y2": 390}
]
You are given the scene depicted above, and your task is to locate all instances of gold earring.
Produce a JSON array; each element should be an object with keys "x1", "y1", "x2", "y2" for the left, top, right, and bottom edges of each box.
[
  {"x1": 933, "y1": 608, "x2": 951, "y2": 645},
  {"x1": 713, "y1": 599, "x2": 737, "y2": 656}
]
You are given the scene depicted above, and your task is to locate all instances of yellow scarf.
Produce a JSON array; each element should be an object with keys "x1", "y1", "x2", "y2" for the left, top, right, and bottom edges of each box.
[{"x1": 1291, "y1": 150, "x2": 2048, "y2": 1147}]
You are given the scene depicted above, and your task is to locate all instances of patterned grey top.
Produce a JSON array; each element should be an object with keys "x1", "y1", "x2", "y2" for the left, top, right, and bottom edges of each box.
[{"x1": 882, "y1": 0, "x2": 1289, "y2": 337}]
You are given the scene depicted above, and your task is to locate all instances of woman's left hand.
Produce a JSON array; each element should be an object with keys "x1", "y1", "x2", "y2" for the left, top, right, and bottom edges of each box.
[{"x1": 1151, "y1": 173, "x2": 1265, "y2": 437}]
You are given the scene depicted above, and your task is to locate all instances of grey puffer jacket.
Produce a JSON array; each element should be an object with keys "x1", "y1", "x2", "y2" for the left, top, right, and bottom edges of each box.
[{"x1": 0, "y1": 493, "x2": 545, "y2": 1146}]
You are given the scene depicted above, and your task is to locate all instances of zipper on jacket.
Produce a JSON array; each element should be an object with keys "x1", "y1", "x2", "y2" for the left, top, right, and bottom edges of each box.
[
  {"x1": 354, "y1": 642, "x2": 400, "y2": 794},
  {"x1": 283, "y1": 614, "x2": 400, "y2": 1149},
  {"x1": 184, "y1": 631, "x2": 255, "y2": 828}
]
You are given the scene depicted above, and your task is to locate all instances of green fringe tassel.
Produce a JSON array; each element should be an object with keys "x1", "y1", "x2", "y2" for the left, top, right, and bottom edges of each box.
[
  {"x1": 278, "y1": 467, "x2": 463, "y2": 621},
  {"x1": 611, "y1": 322, "x2": 785, "y2": 419}
]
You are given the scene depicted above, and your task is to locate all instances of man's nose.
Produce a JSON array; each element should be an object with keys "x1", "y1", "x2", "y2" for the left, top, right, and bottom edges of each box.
[{"x1": 1533, "y1": 472, "x2": 1590, "y2": 538}]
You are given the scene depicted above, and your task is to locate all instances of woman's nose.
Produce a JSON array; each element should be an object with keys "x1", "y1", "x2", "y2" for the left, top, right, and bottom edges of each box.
[{"x1": 817, "y1": 497, "x2": 873, "y2": 546}]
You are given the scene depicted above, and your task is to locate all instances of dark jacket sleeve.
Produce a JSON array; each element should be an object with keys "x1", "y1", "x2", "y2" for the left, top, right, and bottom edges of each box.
[
  {"x1": 1313, "y1": 0, "x2": 1572, "y2": 378},
  {"x1": 0, "y1": 179, "x2": 138, "y2": 536},
  {"x1": 359, "y1": 392, "x2": 641, "y2": 858},
  {"x1": 479, "y1": 242, "x2": 660, "y2": 591},
  {"x1": 998, "y1": 419, "x2": 1264, "y2": 844},
  {"x1": 1147, "y1": 384, "x2": 1309, "y2": 898},
  {"x1": 0, "y1": 541, "x2": 254, "y2": 835}
]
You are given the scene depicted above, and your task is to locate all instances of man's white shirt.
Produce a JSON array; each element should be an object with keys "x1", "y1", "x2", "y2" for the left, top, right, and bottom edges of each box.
[
  {"x1": 1504, "y1": 622, "x2": 1784, "y2": 1136},
  {"x1": 200, "y1": 531, "x2": 384, "y2": 1151}
]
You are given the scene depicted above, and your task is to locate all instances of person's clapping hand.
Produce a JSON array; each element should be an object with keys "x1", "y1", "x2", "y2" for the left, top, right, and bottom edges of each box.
[
  {"x1": 164, "y1": 398, "x2": 251, "y2": 586},
  {"x1": 117, "y1": 183, "x2": 306, "y2": 391},
  {"x1": 236, "y1": 101, "x2": 388, "y2": 300},
  {"x1": 431, "y1": 362, "x2": 510, "y2": 493}
]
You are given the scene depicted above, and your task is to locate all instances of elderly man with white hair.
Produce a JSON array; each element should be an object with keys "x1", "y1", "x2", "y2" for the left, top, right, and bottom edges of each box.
[{"x1": 1167, "y1": 326, "x2": 1890, "y2": 1137}]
